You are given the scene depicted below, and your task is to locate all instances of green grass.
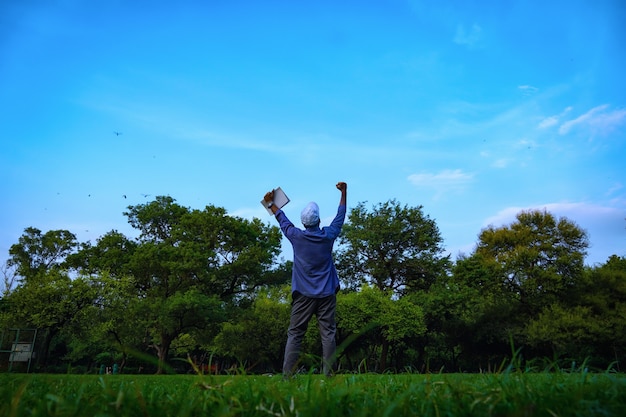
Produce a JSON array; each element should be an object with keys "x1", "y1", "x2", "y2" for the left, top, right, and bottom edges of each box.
[{"x1": 1, "y1": 371, "x2": 625, "y2": 416}]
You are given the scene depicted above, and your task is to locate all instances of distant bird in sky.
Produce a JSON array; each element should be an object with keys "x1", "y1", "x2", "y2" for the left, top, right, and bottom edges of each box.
[
  {"x1": 114, "y1": 131, "x2": 122, "y2": 136},
  {"x1": 123, "y1": 194, "x2": 127, "y2": 199},
  {"x1": 141, "y1": 193, "x2": 151, "y2": 198}
]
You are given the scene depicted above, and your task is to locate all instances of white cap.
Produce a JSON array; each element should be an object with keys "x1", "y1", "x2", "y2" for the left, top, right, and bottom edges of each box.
[{"x1": 301, "y1": 202, "x2": 320, "y2": 227}]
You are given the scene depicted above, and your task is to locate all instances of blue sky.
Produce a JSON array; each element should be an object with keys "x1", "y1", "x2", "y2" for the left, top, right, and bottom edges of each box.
[{"x1": 1, "y1": 0, "x2": 625, "y2": 272}]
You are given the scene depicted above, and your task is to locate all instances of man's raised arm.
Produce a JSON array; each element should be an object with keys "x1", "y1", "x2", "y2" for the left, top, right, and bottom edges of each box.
[{"x1": 336, "y1": 182, "x2": 347, "y2": 206}]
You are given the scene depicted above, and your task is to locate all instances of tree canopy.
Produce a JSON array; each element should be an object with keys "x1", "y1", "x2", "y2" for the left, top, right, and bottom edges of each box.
[
  {"x1": 336, "y1": 199, "x2": 450, "y2": 296},
  {"x1": 1, "y1": 199, "x2": 624, "y2": 374}
]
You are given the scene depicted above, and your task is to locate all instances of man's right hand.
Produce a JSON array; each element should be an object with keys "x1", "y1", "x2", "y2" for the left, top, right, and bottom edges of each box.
[{"x1": 337, "y1": 182, "x2": 347, "y2": 206}]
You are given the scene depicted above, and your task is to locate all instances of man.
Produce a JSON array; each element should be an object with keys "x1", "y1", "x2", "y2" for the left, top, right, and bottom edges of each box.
[{"x1": 264, "y1": 182, "x2": 347, "y2": 377}]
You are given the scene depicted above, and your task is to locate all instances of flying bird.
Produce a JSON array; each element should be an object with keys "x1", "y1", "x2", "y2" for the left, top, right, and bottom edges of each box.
[{"x1": 114, "y1": 131, "x2": 122, "y2": 136}]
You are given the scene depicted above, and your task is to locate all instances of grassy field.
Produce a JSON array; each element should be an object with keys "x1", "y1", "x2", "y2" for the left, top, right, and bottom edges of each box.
[{"x1": 1, "y1": 371, "x2": 625, "y2": 416}]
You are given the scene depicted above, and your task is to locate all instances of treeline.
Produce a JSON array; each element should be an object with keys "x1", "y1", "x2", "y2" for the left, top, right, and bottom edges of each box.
[{"x1": 1, "y1": 196, "x2": 624, "y2": 374}]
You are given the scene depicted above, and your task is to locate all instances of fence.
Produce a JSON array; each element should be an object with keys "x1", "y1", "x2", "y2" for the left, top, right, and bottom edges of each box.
[{"x1": 0, "y1": 328, "x2": 38, "y2": 372}]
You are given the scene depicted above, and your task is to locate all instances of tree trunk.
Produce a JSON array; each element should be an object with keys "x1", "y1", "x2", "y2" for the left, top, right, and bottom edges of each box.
[
  {"x1": 40, "y1": 328, "x2": 57, "y2": 370},
  {"x1": 155, "y1": 335, "x2": 173, "y2": 374},
  {"x1": 379, "y1": 339, "x2": 389, "y2": 372},
  {"x1": 112, "y1": 331, "x2": 128, "y2": 372}
]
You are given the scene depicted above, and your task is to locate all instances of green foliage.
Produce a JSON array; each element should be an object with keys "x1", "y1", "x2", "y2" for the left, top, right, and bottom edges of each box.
[
  {"x1": 125, "y1": 198, "x2": 282, "y2": 300},
  {"x1": 525, "y1": 256, "x2": 626, "y2": 367},
  {"x1": 4, "y1": 270, "x2": 95, "y2": 331},
  {"x1": 212, "y1": 286, "x2": 290, "y2": 372},
  {"x1": 59, "y1": 272, "x2": 144, "y2": 369},
  {"x1": 339, "y1": 286, "x2": 425, "y2": 342},
  {"x1": 8, "y1": 227, "x2": 78, "y2": 281},
  {"x1": 121, "y1": 196, "x2": 283, "y2": 372},
  {"x1": 526, "y1": 304, "x2": 606, "y2": 360},
  {"x1": 337, "y1": 286, "x2": 425, "y2": 371},
  {"x1": 447, "y1": 253, "x2": 521, "y2": 366},
  {"x1": 1, "y1": 195, "x2": 624, "y2": 375},
  {"x1": 1, "y1": 269, "x2": 97, "y2": 368},
  {"x1": 1, "y1": 262, "x2": 18, "y2": 298},
  {"x1": 476, "y1": 209, "x2": 588, "y2": 310},
  {"x1": 336, "y1": 199, "x2": 450, "y2": 295},
  {"x1": 2, "y1": 196, "x2": 284, "y2": 374},
  {"x1": 464, "y1": 211, "x2": 589, "y2": 358},
  {"x1": 66, "y1": 231, "x2": 137, "y2": 277}
]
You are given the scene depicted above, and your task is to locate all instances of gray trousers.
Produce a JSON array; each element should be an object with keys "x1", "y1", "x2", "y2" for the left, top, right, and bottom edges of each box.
[{"x1": 283, "y1": 292, "x2": 337, "y2": 376}]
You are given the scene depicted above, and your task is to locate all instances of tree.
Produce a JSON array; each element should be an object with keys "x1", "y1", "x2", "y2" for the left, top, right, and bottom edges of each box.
[
  {"x1": 526, "y1": 255, "x2": 626, "y2": 369},
  {"x1": 8, "y1": 227, "x2": 78, "y2": 281},
  {"x1": 66, "y1": 231, "x2": 138, "y2": 278},
  {"x1": 125, "y1": 197, "x2": 283, "y2": 299},
  {"x1": 336, "y1": 199, "x2": 450, "y2": 296},
  {"x1": 446, "y1": 253, "x2": 526, "y2": 370},
  {"x1": 3, "y1": 270, "x2": 96, "y2": 368},
  {"x1": 122, "y1": 196, "x2": 283, "y2": 373},
  {"x1": 336, "y1": 285, "x2": 425, "y2": 372},
  {"x1": 62, "y1": 272, "x2": 144, "y2": 372},
  {"x1": 475, "y1": 209, "x2": 589, "y2": 314},
  {"x1": 461, "y1": 209, "x2": 591, "y2": 366},
  {"x1": 1, "y1": 261, "x2": 18, "y2": 297},
  {"x1": 0, "y1": 262, "x2": 17, "y2": 329},
  {"x1": 212, "y1": 286, "x2": 291, "y2": 372},
  {"x1": 176, "y1": 205, "x2": 284, "y2": 298},
  {"x1": 137, "y1": 289, "x2": 224, "y2": 373},
  {"x1": 4, "y1": 228, "x2": 85, "y2": 369},
  {"x1": 525, "y1": 304, "x2": 607, "y2": 366}
]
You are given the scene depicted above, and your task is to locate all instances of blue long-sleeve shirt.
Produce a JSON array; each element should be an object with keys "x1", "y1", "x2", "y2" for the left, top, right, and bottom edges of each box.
[{"x1": 275, "y1": 204, "x2": 347, "y2": 298}]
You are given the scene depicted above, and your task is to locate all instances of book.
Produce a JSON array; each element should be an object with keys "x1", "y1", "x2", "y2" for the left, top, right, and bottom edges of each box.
[{"x1": 261, "y1": 187, "x2": 290, "y2": 215}]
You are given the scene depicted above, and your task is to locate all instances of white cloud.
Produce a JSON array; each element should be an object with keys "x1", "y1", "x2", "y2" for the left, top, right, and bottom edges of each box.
[
  {"x1": 492, "y1": 158, "x2": 509, "y2": 168},
  {"x1": 538, "y1": 116, "x2": 558, "y2": 129},
  {"x1": 518, "y1": 85, "x2": 538, "y2": 96},
  {"x1": 483, "y1": 202, "x2": 616, "y2": 227},
  {"x1": 559, "y1": 104, "x2": 608, "y2": 135},
  {"x1": 559, "y1": 104, "x2": 626, "y2": 136},
  {"x1": 408, "y1": 169, "x2": 474, "y2": 187},
  {"x1": 453, "y1": 24, "x2": 483, "y2": 48},
  {"x1": 538, "y1": 106, "x2": 572, "y2": 130},
  {"x1": 517, "y1": 138, "x2": 535, "y2": 148},
  {"x1": 607, "y1": 182, "x2": 623, "y2": 197}
]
